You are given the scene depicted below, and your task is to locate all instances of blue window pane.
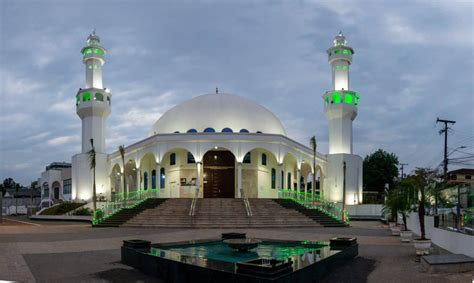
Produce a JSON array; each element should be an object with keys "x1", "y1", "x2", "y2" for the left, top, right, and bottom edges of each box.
[
  {"x1": 151, "y1": 170, "x2": 156, "y2": 189},
  {"x1": 204, "y1": 127, "x2": 215, "y2": 133},
  {"x1": 160, "y1": 168, "x2": 165, "y2": 188},
  {"x1": 271, "y1": 168, "x2": 276, "y2": 189},
  {"x1": 144, "y1": 172, "x2": 148, "y2": 190},
  {"x1": 243, "y1": 152, "x2": 251, "y2": 164},
  {"x1": 187, "y1": 152, "x2": 195, "y2": 163},
  {"x1": 239, "y1": 129, "x2": 249, "y2": 133},
  {"x1": 170, "y1": 153, "x2": 176, "y2": 166},
  {"x1": 187, "y1": 129, "x2": 197, "y2": 133},
  {"x1": 222, "y1": 127, "x2": 233, "y2": 133}
]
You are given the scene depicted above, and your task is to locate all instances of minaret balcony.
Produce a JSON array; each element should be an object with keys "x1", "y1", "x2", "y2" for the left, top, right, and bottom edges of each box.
[
  {"x1": 323, "y1": 90, "x2": 359, "y2": 120},
  {"x1": 76, "y1": 88, "x2": 111, "y2": 118}
]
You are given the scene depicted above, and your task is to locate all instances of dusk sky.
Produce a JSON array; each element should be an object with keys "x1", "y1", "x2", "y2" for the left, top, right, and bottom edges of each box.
[{"x1": 1, "y1": 0, "x2": 473, "y2": 186}]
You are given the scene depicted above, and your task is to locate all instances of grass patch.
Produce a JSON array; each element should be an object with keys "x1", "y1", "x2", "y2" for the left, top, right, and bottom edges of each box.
[{"x1": 40, "y1": 202, "x2": 85, "y2": 215}]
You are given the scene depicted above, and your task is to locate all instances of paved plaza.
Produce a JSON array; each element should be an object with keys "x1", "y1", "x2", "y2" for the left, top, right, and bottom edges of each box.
[{"x1": 0, "y1": 218, "x2": 472, "y2": 282}]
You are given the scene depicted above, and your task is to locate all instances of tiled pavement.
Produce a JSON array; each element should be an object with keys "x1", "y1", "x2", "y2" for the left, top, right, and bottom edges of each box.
[{"x1": 0, "y1": 219, "x2": 472, "y2": 282}]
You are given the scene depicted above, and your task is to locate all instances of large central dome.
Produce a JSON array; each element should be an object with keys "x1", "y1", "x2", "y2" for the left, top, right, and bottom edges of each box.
[{"x1": 149, "y1": 93, "x2": 286, "y2": 136}]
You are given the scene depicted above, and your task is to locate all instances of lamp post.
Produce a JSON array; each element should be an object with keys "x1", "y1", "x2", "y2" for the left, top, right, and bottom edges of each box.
[{"x1": 342, "y1": 161, "x2": 346, "y2": 222}]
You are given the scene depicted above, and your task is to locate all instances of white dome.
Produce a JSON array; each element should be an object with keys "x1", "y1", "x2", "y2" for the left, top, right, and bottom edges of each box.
[{"x1": 149, "y1": 93, "x2": 286, "y2": 136}]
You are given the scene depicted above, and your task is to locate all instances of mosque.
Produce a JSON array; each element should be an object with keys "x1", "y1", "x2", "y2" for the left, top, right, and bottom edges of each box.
[{"x1": 69, "y1": 31, "x2": 363, "y2": 207}]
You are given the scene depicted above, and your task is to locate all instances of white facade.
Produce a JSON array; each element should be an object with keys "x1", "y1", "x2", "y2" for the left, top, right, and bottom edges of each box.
[
  {"x1": 71, "y1": 32, "x2": 363, "y2": 207},
  {"x1": 38, "y1": 162, "x2": 72, "y2": 207}
]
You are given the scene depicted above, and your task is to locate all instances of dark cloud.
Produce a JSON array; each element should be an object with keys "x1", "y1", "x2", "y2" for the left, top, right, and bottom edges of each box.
[{"x1": 1, "y1": 0, "x2": 473, "y2": 185}]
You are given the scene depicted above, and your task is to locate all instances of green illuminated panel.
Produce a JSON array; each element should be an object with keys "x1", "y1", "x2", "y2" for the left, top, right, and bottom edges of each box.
[
  {"x1": 332, "y1": 92, "x2": 341, "y2": 104},
  {"x1": 94, "y1": 48, "x2": 104, "y2": 55},
  {"x1": 324, "y1": 96, "x2": 329, "y2": 105},
  {"x1": 344, "y1": 93, "x2": 353, "y2": 104},
  {"x1": 343, "y1": 49, "x2": 350, "y2": 55},
  {"x1": 82, "y1": 91, "x2": 91, "y2": 102},
  {"x1": 334, "y1": 49, "x2": 340, "y2": 54},
  {"x1": 95, "y1": 92, "x2": 104, "y2": 101},
  {"x1": 86, "y1": 48, "x2": 92, "y2": 54},
  {"x1": 355, "y1": 94, "x2": 360, "y2": 105}
]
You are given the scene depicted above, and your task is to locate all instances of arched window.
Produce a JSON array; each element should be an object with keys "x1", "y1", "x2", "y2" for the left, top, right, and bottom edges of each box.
[
  {"x1": 42, "y1": 182, "x2": 49, "y2": 199},
  {"x1": 271, "y1": 168, "x2": 276, "y2": 189},
  {"x1": 261, "y1": 153, "x2": 267, "y2": 166},
  {"x1": 287, "y1": 172, "x2": 292, "y2": 190},
  {"x1": 82, "y1": 91, "x2": 91, "y2": 102},
  {"x1": 300, "y1": 176, "x2": 305, "y2": 191},
  {"x1": 151, "y1": 170, "x2": 156, "y2": 189},
  {"x1": 256, "y1": 131, "x2": 263, "y2": 134},
  {"x1": 160, "y1": 168, "x2": 165, "y2": 188},
  {"x1": 76, "y1": 95, "x2": 80, "y2": 106},
  {"x1": 344, "y1": 93, "x2": 353, "y2": 104},
  {"x1": 95, "y1": 92, "x2": 104, "y2": 101},
  {"x1": 222, "y1": 128, "x2": 233, "y2": 133},
  {"x1": 143, "y1": 172, "x2": 148, "y2": 190},
  {"x1": 204, "y1": 127, "x2": 215, "y2": 133},
  {"x1": 187, "y1": 152, "x2": 195, "y2": 163},
  {"x1": 107, "y1": 96, "x2": 111, "y2": 105},
  {"x1": 187, "y1": 129, "x2": 197, "y2": 133},
  {"x1": 239, "y1": 129, "x2": 249, "y2": 133},
  {"x1": 170, "y1": 153, "x2": 176, "y2": 166},
  {"x1": 243, "y1": 152, "x2": 251, "y2": 164}
]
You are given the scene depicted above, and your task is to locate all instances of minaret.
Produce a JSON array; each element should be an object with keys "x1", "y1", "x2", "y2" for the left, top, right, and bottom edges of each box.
[
  {"x1": 323, "y1": 32, "x2": 363, "y2": 205},
  {"x1": 72, "y1": 31, "x2": 111, "y2": 201},
  {"x1": 76, "y1": 31, "x2": 111, "y2": 153},
  {"x1": 323, "y1": 32, "x2": 359, "y2": 154}
]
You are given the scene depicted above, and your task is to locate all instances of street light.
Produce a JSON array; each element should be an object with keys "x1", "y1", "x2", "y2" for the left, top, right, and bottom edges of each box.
[{"x1": 447, "y1": 146, "x2": 466, "y2": 156}]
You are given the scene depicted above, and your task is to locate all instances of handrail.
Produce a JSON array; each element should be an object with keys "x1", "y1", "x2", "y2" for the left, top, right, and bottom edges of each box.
[
  {"x1": 189, "y1": 187, "x2": 200, "y2": 216},
  {"x1": 278, "y1": 189, "x2": 349, "y2": 224},
  {"x1": 92, "y1": 188, "x2": 158, "y2": 225},
  {"x1": 240, "y1": 188, "x2": 252, "y2": 217}
]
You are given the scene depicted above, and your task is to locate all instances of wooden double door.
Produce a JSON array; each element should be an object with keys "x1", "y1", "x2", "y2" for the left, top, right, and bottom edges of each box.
[{"x1": 203, "y1": 150, "x2": 235, "y2": 198}]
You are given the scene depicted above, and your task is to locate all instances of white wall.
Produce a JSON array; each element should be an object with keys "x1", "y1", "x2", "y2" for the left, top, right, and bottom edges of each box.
[
  {"x1": 346, "y1": 204, "x2": 382, "y2": 218},
  {"x1": 406, "y1": 212, "x2": 474, "y2": 258}
]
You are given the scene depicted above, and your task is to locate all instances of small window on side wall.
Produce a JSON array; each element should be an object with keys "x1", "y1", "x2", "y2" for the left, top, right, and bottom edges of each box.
[
  {"x1": 243, "y1": 152, "x2": 251, "y2": 164},
  {"x1": 271, "y1": 168, "x2": 276, "y2": 189},
  {"x1": 170, "y1": 153, "x2": 176, "y2": 166},
  {"x1": 262, "y1": 153, "x2": 267, "y2": 166},
  {"x1": 160, "y1": 168, "x2": 165, "y2": 188}
]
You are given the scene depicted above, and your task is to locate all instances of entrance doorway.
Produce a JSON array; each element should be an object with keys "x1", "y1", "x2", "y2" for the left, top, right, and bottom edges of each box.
[
  {"x1": 203, "y1": 150, "x2": 235, "y2": 198},
  {"x1": 52, "y1": 182, "x2": 60, "y2": 200}
]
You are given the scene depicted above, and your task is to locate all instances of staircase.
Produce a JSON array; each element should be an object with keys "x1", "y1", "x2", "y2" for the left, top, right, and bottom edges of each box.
[
  {"x1": 122, "y1": 198, "x2": 321, "y2": 228},
  {"x1": 94, "y1": 198, "x2": 167, "y2": 227},
  {"x1": 273, "y1": 199, "x2": 348, "y2": 227}
]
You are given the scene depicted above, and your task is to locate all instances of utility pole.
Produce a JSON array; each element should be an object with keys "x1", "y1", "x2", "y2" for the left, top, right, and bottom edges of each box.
[
  {"x1": 436, "y1": 118, "x2": 456, "y2": 180},
  {"x1": 400, "y1": 163, "x2": 408, "y2": 179}
]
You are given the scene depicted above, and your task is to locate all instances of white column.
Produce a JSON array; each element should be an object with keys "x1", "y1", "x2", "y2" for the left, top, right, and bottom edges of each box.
[
  {"x1": 296, "y1": 169, "x2": 301, "y2": 192},
  {"x1": 277, "y1": 163, "x2": 283, "y2": 190},
  {"x1": 155, "y1": 163, "x2": 161, "y2": 197},
  {"x1": 136, "y1": 168, "x2": 140, "y2": 191},
  {"x1": 196, "y1": 162, "x2": 202, "y2": 197},
  {"x1": 237, "y1": 162, "x2": 242, "y2": 198}
]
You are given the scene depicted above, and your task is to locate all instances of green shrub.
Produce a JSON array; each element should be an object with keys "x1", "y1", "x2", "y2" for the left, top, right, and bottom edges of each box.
[
  {"x1": 73, "y1": 207, "x2": 92, "y2": 216},
  {"x1": 40, "y1": 202, "x2": 85, "y2": 215}
]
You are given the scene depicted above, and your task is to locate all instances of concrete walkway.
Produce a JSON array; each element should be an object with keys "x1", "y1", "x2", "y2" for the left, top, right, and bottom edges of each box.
[{"x1": 0, "y1": 219, "x2": 472, "y2": 282}]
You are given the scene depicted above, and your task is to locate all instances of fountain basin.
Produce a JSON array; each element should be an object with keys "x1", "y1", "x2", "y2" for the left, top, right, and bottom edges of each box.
[{"x1": 224, "y1": 238, "x2": 262, "y2": 252}]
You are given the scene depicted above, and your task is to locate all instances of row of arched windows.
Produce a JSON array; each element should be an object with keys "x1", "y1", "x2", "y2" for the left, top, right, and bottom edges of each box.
[
  {"x1": 171, "y1": 128, "x2": 264, "y2": 134},
  {"x1": 76, "y1": 91, "x2": 111, "y2": 106}
]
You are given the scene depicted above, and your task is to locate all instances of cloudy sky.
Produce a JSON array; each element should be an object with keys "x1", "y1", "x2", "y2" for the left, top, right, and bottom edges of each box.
[{"x1": 0, "y1": 0, "x2": 473, "y2": 186}]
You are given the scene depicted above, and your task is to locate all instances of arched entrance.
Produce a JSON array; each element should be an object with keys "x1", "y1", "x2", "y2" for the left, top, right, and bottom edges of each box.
[
  {"x1": 52, "y1": 181, "x2": 60, "y2": 200},
  {"x1": 203, "y1": 150, "x2": 235, "y2": 198}
]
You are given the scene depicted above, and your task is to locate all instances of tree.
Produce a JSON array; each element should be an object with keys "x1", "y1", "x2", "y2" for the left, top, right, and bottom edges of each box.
[
  {"x1": 394, "y1": 177, "x2": 417, "y2": 230},
  {"x1": 310, "y1": 136, "x2": 317, "y2": 197},
  {"x1": 411, "y1": 167, "x2": 438, "y2": 240},
  {"x1": 88, "y1": 139, "x2": 97, "y2": 212},
  {"x1": 363, "y1": 149, "x2": 399, "y2": 201},
  {"x1": 119, "y1": 145, "x2": 127, "y2": 198}
]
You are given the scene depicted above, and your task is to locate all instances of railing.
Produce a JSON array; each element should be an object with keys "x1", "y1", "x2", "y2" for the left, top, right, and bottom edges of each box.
[
  {"x1": 189, "y1": 187, "x2": 200, "y2": 216},
  {"x1": 241, "y1": 188, "x2": 252, "y2": 217},
  {"x1": 92, "y1": 188, "x2": 158, "y2": 225},
  {"x1": 279, "y1": 189, "x2": 349, "y2": 225}
]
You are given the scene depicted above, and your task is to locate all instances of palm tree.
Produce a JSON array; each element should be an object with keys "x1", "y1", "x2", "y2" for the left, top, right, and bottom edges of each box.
[
  {"x1": 88, "y1": 139, "x2": 97, "y2": 212},
  {"x1": 310, "y1": 136, "x2": 317, "y2": 199},
  {"x1": 119, "y1": 145, "x2": 127, "y2": 198}
]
